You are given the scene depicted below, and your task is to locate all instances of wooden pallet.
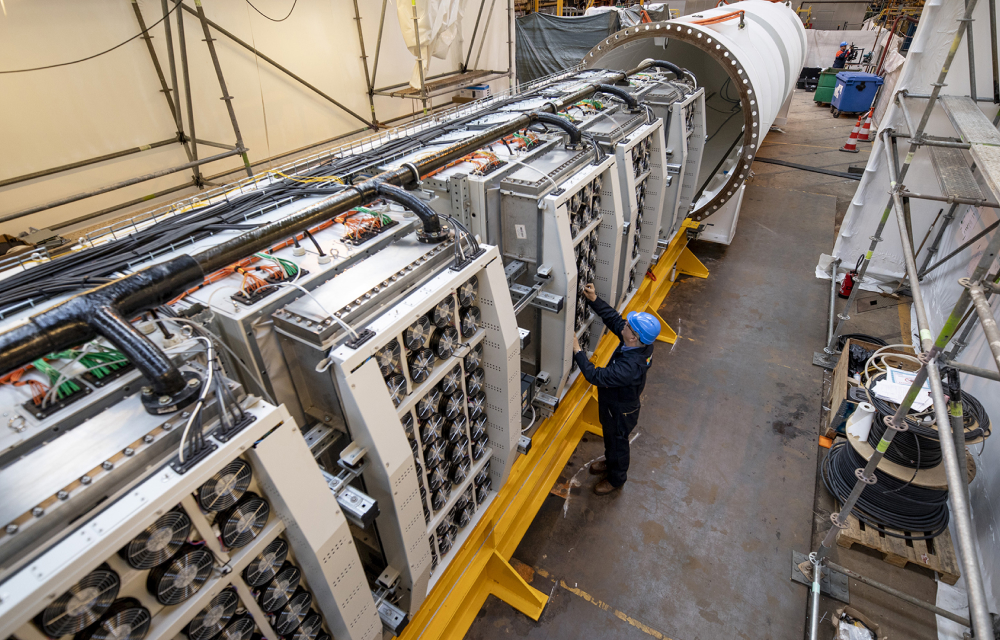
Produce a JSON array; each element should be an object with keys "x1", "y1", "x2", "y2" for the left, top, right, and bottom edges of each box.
[{"x1": 836, "y1": 513, "x2": 960, "y2": 585}]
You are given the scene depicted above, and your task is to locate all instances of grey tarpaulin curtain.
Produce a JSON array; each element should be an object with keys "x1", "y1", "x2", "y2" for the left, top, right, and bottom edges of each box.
[{"x1": 515, "y1": 12, "x2": 621, "y2": 84}]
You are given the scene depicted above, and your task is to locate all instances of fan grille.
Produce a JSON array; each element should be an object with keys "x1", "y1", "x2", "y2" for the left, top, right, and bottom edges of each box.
[
  {"x1": 147, "y1": 545, "x2": 214, "y2": 606},
  {"x1": 39, "y1": 566, "x2": 120, "y2": 637},
  {"x1": 218, "y1": 616, "x2": 256, "y2": 640},
  {"x1": 186, "y1": 589, "x2": 238, "y2": 640},
  {"x1": 290, "y1": 613, "x2": 323, "y2": 640},
  {"x1": 275, "y1": 590, "x2": 313, "y2": 636},
  {"x1": 198, "y1": 460, "x2": 252, "y2": 512},
  {"x1": 120, "y1": 510, "x2": 191, "y2": 570},
  {"x1": 243, "y1": 538, "x2": 288, "y2": 587},
  {"x1": 218, "y1": 493, "x2": 269, "y2": 549},
  {"x1": 76, "y1": 598, "x2": 150, "y2": 640},
  {"x1": 260, "y1": 563, "x2": 300, "y2": 613}
]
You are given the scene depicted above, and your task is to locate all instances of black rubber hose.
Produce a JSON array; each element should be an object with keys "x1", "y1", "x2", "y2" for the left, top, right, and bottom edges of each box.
[
  {"x1": 647, "y1": 59, "x2": 689, "y2": 81},
  {"x1": 595, "y1": 84, "x2": 638, "y2": 110},
  {"x1": 375, "y1": 183, "x2": 447, "y2": 241},
  {"x1": 530, "y1": 112, "x2": 583, "y2": 145},
  {"x1": 0, "y1": 256, "x2": 202, "y2": 397}
]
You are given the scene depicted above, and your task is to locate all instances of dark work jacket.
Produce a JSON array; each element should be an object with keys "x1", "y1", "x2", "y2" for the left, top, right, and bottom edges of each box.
[
  {"x1": 833, "y1": 50, "x2": 848, "y2": 69},
  {"x1": 572, "y1": 296, "x2": 653, "y2": 407}
]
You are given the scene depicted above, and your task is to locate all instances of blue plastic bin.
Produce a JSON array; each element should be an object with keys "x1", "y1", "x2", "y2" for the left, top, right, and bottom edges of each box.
[{"x1": 831, "y1": 72, "x2": 884, "y2": 116}]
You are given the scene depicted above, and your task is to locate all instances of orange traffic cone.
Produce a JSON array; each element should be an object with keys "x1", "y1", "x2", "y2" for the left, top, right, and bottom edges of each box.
[
  {"x1": 858, "y1": 110, "x2": 874, "y2": 142},
  {"x1": 840, "y1": 116, "x2": 862, "y2": 153}
]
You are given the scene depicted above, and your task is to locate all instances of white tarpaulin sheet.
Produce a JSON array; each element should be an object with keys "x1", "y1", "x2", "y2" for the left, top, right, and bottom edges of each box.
[{"x1": 396, "y1": 0, "x2": 465, "y2": 89}]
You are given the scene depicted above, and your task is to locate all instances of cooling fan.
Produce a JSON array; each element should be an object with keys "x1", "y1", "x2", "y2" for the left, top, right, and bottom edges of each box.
[
  {"x1": 375, "y1": 340, "x2": 401, "y2": 377},
  {"x1": 289, "y1": 613, "x2": 323, "y2": 640},
  {"x1": 404, "y1": 316, "x2": 432, "y2": 350},
  {"x1": 185, "y1": 589, "x2": 238, "y2": 640},
  {"x1": 260, "y1": 562, "x2": 301, "y2": 613},
  {"x1": 464, "y1": 343, "x2": 483, "y2": 371},
  {"x1": 76, "y1": 598, "x2": 150, "y2": 640},
  {"x1": 416, "y1": 387, "x2": 442, "y2": 420},
  {"x1": 385, "y1": 374, "x2": 407, "y2": 406},
  {"x1": 457, "y1": 276, "x2": 479, "y2": 308},
  {"x1": 409, "y1": 348, "x2": 436, "y2": 384},
  {"x1": 218, "y1": 616, "x2": 256, "y2": 640},
  {"x1": 468, "y1": 392, "x2": 486, "y2": 420},
  {"x1": 420, "y1": 414, "x2": 443, "y2": 443},
  {"x1": 146, "y1": 545, "x2": 214, "y2": 605},
  {"x1": 37, "y1": 565, "x2": 120, "y2": 637},
  {"x1": 440, "y1": 366, "x2": 462, "y2": 396},
  {"x1": 198, "y1": 459, "x2": 252, "y2": 512},
  {"x1": 244, "y1": 538, "x2": 289, "y2": 587},
  {"x1": 430, "y1": 326, "x2": 459, "y2": 359},
  {"x1": 465, "y1": 368, "x2": 484, "y2": 396},
  {"x1": 430, "y1": 298, "x2": 454, "y2": 328},
  {"x1": 446, "y1": 416, "x2": 468, "y2": 444},
  {"x1": 441, "y1": 389, "x2": 465, "y2": 420},
  {"x1": 119, "y1": 510, "x2": 191, "y2": 570},
  {"x1": 459, "y1": 307, "x2": 481, "y2": 339},
  {"x1": 216, "y1": 492, "x2": 270, "y2": 549},
  {"x1": 275, "y1": 589, "x2": 313, "y2": 636}
]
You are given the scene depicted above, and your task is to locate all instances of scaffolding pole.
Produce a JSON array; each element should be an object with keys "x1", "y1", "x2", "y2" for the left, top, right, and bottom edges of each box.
[{"x1": 808, "y1": 1, "x2": 995, "y2": 636}]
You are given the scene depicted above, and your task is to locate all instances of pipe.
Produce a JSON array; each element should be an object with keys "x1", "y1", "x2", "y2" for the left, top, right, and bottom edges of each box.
[
  {"x1": 967, "y1": 0, "x2": 978, "y2": 102},
  {"x1": 827, "y1": 258, "x2": 841, "y2": 345},
  {"x1": 822, "y1": 560, "x2": 972, "y2": 627},
  {"x1": 808, "y1": 555, "x2": 821, "y2": 640},
  {"x1": 175, "y1": 4, "x2": 201, "y2": 185},
  {"x1": 0, "y1": 65, "x2": 650, "y2": 383},
  {"x1": 899, "y1": 190, "x2": 1000, "y2": 208},
  {"x1": 531, "y1": 112, "x2": 583, "y2": 145},
  {"x1": 943, "y1": 358, "x2": 1000, "y2": 382},
  {"x1": 875, "y1": 16, "x2": 918, "y2": 76},
  {"x1": 991, "y1": 0, "x2": 999, "y2": 104},
  {"x1": 594, "y1": 84, "x2": 639, "y2": 110},
  {"x1": 375, "y1": 183, "x2": 447, "y2": 242},
  {"x1": 646, "y1": 59, "x2": 695, "y2": 86},
  {"x1": 968, "y1": 283, "x2": 1000, "y2": 374},
  {"x1": 370, "y1": 0, "x2": 389, "y2": 92},
  {"x1": 0, "y1": 139, "x2": 177, "y2": 189},
  {"x1": 918, "y1": 204, "x2": 958, "y2": 274},
  {"x1": 0, "y1": 256, "x2": 203, "y2": 397},
  {"x1": 921, "y1": 218, "x2": 1000, "y2": 277},
  {"x1": 464, "y1": 0, "x2": 489, "y2": 72},
  {"x1": 0, "y1": 149, "x2": 243, "y2": 225}
]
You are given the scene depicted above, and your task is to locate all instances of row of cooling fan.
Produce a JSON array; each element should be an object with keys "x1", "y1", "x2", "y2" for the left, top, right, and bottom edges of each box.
[
  {"x1": 36, "y1": 459, "x2": 278, "y2": 640},
  {"x1": 574, "y1": 231, "x2": 599, "y2": 333},
  {"x1": 633, "y1": 180, "x2": 647, "y2": 255},
  {"x1": 569, "y1": 176, "x2": 604, "y2": 239},
  {"x1": 241, "y1": 538, "x2": 329, "y2": 640},
  {"x1": 403, "y1": 347, "x2": 490, "y2": 522},
  {"x1": 378, "y1": 276, "x2": 481, "y2": 405},
  {"x1": 429, "y1": 461, "x2": 494, "y2": 568},
  {"x1": 632, "y1": 137, "x2": 652, "y2": 179}
]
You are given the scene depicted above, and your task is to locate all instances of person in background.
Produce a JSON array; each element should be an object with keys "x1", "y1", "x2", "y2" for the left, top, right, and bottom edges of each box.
[
  {"x1": 833, "y1": 41, "x2": 849, "y2": 69},
  {"x1": 571, "y1": 283, "x2": 660, "y2": 495}
]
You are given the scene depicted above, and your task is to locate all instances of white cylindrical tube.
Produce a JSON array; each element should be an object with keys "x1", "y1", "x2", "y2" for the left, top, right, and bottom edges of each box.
[
  {"x1": 583, "y1": 0, "x2": 806, "y2": 222},
  {"x1": 846, "y1": 402, "x2": 876, "y2": 440}
]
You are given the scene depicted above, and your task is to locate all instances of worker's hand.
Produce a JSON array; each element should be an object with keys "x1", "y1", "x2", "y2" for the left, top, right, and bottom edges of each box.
[
  {"x1": 572, "y1": 334, "x2": 581, "y2": 353},
  {"x1": 583, "y1": 283, "x2": 597, "y2": 302}
]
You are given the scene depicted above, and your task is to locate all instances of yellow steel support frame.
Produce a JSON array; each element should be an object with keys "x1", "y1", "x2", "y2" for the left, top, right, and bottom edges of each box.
[{"x1": 400, "y1": 220, "x2": 708, "y2": 639}]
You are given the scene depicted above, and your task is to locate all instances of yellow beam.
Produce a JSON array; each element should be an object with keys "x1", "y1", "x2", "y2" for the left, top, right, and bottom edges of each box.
[{"x1": 400, "y1": 221, "x2": 707, "y2": 639}]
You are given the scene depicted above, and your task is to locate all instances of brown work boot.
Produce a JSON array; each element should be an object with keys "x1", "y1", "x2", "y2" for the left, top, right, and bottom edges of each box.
[
  {"x1": 594, "y1": 479, "x2": 620, "y2": 495},
  {"x1": 589, "y1": 460, "x2": 607, "y2": 475}
]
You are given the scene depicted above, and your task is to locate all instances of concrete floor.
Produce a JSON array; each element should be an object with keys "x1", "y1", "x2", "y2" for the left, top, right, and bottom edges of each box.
[{"x1": 465, "y1": 90, "x2": 946, "y2": 639}]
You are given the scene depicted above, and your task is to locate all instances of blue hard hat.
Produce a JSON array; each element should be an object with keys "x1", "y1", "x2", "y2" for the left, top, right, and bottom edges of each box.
[
  {"x1": 626, "y1": 311, "x2": 661, "y2": 345},
  {"x1": 840, "y1": 41, "x2": 848, "y2": 46}
]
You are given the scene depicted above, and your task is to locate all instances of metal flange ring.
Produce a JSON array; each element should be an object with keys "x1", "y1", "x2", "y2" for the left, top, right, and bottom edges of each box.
[{"x1": 854, "y1": 468, "x2": 877, "y2": 485}]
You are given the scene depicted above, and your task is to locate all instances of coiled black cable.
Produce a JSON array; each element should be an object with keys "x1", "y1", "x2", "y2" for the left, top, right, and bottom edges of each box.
[
  {"x1": 867, "y1": 415, "x2": 941, "y2": 469},
  {"x1": 866, "y1": 373, "x2": 991, "y2": 439},
  {"x1": 823, "y1": 442, "x2": 949, "y2": 539}
]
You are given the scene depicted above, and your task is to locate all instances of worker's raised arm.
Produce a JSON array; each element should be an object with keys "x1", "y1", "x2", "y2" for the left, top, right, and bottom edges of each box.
[
  {"x1": 583, "y1": 284, "x2": 626, "y2": 340},
  {"x1": 573, "y1": 349, "x2": 639, "y2": 388}
]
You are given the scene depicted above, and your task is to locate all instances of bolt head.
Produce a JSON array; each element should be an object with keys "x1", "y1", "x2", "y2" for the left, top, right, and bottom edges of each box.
[
  {"x1": 31, "y1": 507, "x2": 43, "y2": 518},
  {"x1": 187, "y1": 378, "x2": 200, "y2": 388},
  {"x1": 158, "y1": 395, "x2": 171, "y2": 405},
  {"x1": 102, "y1": 461, "x2": 113, "y2": 471},
  {"x1": 5, "y1": 524, "x2": 17, "y2": 535},
  {"x1": 182, "y1": 411, "x2": 191, "y2": 418},
  {"x1": 57, "y1": 491, "x2": 69, "y2": 500},
  {"x1": 143, "y1": 435, "x2": 155, "y2": 444},
  {"x1": 123, "y1": 447, "x2": 135, "y2": 457},
  {"x1": 141, "y1": 386, "x2": 153, "y2": 396},
  {"x1": 80, "y1": 475, "x2": 92, "y2": 485}
]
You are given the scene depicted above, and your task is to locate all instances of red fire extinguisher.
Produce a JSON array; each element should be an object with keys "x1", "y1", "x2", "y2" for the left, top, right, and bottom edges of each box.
[{"x1": 838, "y1": 255, "x2": 863, "y2": 299}]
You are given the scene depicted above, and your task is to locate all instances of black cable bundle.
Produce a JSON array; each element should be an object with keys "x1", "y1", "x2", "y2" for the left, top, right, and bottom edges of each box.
[
  {"x1": 867, "y1": 415, "x2": 942, "y2": 468},
  {"x1": 823, "y1": 442, "x2": 949, "y2": 539},
  {"x1": 866, "y1": 373, "x2": 991, "y2": 438}
]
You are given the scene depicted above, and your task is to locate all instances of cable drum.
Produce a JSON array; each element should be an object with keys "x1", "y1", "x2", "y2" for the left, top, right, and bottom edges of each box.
[
  {"x1": 866, "y1": 373, "x2": 990, "y2": 438},
  {"x1": 822, "y1": 442, "x2": 949, "y2": 539},
  {"x1": 867, "y1": 416, "x2": 942, "y2": 469}
]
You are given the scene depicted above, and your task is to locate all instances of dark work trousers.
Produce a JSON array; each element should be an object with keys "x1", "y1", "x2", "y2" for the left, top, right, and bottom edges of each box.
[{"x1": 600, "y1": 397, "x2": 641, "y2": 487}]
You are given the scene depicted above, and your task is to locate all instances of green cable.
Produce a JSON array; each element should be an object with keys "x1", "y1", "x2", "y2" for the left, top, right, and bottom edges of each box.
[{"x1": 32, "y1": 358, "x2": 80, "y2": 399}]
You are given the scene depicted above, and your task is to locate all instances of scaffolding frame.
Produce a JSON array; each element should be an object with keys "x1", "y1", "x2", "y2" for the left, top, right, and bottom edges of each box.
[
  {"x1": 4, "y1": 0, "x2": 515, "y2": 231},
  {"x1": 806, "y1": 0, "x2": 1000, "y2": 636}
]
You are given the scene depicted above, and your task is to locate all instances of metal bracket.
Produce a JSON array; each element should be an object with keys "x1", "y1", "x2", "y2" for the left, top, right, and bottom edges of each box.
[
  {"x1": 790, "y1": 551, "x2": 850, "y2": 603},
  {"x1": 510, "y1": 283, "x2": 564, "y2": 314},
  {"x1": 830, "y1": 512, "x2": 849, "y2": 529},
  {"x1": 885, "y1": 414, "x2": 909, "y2": 432}
]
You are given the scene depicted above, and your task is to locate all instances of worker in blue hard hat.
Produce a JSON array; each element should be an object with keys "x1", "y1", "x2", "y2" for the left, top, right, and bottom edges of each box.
[
  {"x1": 833, "y1": 41, "x2": 850, "y2": 69},
  {"x1": 571, "y1": 283, "x2": 660, "y2": 495}
]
